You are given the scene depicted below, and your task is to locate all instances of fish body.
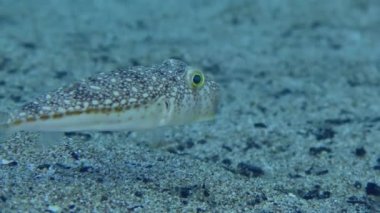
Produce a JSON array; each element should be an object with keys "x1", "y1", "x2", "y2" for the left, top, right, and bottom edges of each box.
[{"x1": 1, "y1": 59, "x2": 219, "y2": 133}]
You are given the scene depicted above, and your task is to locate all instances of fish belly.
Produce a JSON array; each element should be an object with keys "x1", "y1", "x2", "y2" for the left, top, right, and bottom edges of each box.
[{"x1": 12, "y1": 103, "x2": 169, "y2": 132}]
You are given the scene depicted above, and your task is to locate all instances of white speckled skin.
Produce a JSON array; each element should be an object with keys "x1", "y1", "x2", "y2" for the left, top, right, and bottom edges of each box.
[{"x1": 5, "y1": 59, "x2": 219, "y2": 132}]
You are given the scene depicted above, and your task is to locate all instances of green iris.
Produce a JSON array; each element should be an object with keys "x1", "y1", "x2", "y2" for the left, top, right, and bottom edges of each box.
[{"x1": 191, "y1": 70, "x2": 205, "y2": 88}]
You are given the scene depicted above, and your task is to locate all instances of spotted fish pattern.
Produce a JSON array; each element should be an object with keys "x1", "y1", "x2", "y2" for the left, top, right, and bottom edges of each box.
[{"x1": 2, "y1": 59, "x2": 219, "y2": 132}]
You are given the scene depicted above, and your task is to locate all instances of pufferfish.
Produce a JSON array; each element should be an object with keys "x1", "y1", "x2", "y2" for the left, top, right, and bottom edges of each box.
[{"x1": 0, "y1": 59, "x2": 219, "y2": 136}]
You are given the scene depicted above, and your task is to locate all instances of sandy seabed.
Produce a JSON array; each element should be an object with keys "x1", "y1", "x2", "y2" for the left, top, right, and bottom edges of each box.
[{"x1": 0, "y1": 0, "x2": 379, "y2": 212}]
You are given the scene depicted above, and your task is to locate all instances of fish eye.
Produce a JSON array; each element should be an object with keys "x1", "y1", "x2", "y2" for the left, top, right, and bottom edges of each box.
[{"x1": 191, "y1": 70, "x2": 205, "y2": 88}]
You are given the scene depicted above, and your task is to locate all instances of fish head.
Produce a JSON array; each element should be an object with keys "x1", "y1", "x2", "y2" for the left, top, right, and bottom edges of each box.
[{"x1": 157, "y1": 59, "x2": 220, "y2": 126}]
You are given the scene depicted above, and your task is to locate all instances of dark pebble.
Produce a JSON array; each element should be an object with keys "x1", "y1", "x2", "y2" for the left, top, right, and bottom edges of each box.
[
  {"x1": 176, "y1": 144, "x2": 185, "y2": 151},
  {"x1": 274, "y1": 88, "x2": 292, "y2": 98},
  {"x1": 0, "y1": 195, "x2": 6, "y2": 202},
  {"x1": 0, "y1": 56, "x2": 10, "y2": 70},
  {"x1": 10, "y1": 95, "x2": 22, "y2": 103},
  {"x1": 129, "y1": 58, "x2": 141, "y2": 66},
  {"x1": 166, "y1": 147, "x2": 177, "y2": 154},
  {"x1": 246, "y1": 194, "x2": 267, "y2": 207},
  {"x1": 201, "y1": 183, "x2": 211, "y2": 198},
  {"x1": 365, "y1": 182, "x2": 380, "y2": 196},
  {"x1": 346, "y1": 196, "x2": 368, "y2": 205},
  {"x1": 70, "y1": 152, "x2": 80, "y2": 161},
  {"x1": 300, "y1": 185, "x2": 331, "y2": 200},
  {"x1": 185, "y1": 139, "x2": 194, "y2": 148},
  {"x1": 127, "y1": 205, "x2": 144, "y2": 211},
  {"x1": 369, "y1": 116, "x2": 380, "y2": 123},
  {"x1": 288, "y1": 173, "x2": 302, "y2": 178},
  {"x1": 354, "y1": 147, "x2": 366, "y2": 157},
  {"x1": 329, "y1": 42, "x2": 342, "y2": 50},
  {"x1": 135, "y1": 20, "x2": 146, "y2": 29},
  {"x1": 315, "y1": 170, "x2": 328, "y2": 176},
  {"x1": 247, "y1": 196, "x2": 261, "y2": 206},
  {"x1": 373, "y1": 165, "x2": 380, "y2": 170},
  {"x1": 92, "y1": 55, "x2": 112, "y2": 63},
  {"x1": 221, "y1": 158, "x2": 232, "y2": 166},
  {"x1": 309, "y1": 146, "x2": 332, "y2": 156},
  {"x1": 314, "y1": 127, "x2": 335, "y2": 140},
  {"x1": 254, "y1": 123, "x2": 267, "y2": 128},
  {"x1": 37, "y1": 164, "x2": 51, "y2": 170},
  {"x1": 221, "y1": 144, "x2": 232, "y2": 152},
  {"x1": 7, "y1": 68, "x2": 17, "y2": 74},
  {"x1": 134, "y1": 191, "x2": 143, "y2": 198},
  {"x1": 230, "y1": 16, "x2": 240, "y2": 26},
  {"x1": 197, "y1": 139, "x2": 207, "y2": 144},
  {"x1": 54, "y1": 71, "x2": 68, "y2": 79},
  {"x1": 6, "y1": 161, "x2": 18, "y2": 167},
  {"x1": 257, "y1": 105, "x2": 267, "y2": 114},
  {"x1": 246, "y1": 198, "x2": 261, "y2": 206},
  {"x1": 137, "y1": 176, "x2": 152, "y2": 184},
  {"x1": 324, "y1": 118, "x2": 352, "y2": 126},
  {"x1": 78, "y1": 166, "x2": 93, "y2": 173},
  {"x1": 203, "y1": 188, "x2": 210, "y2": 197},
  {"x1": 177, "y1": 186, "x2": 194, "y2": 198},
  {"x1": 55, "y1": 163, "x2": 71, "y2": 169},
  {"x1": 243, "y1": 138, "x2": 261, "y2": 151},
  {"x1": 236, "y1": 162, "x2": 264, "y2": 177},
  {"x1": 15, "y1": 85, "x2": 24, "y2": 91},
  {"x1": 354, "y1": 181, "x2": 362, "y2": 189},
  {"x1": 100, "y1": 195, "x2": 108, "y2": 201},
  {"x1": 207, "y1": 155, "x2": 219, "y2": 162},
  {"x1": 196, "y1": 207, "x2": 207, "y2": 213},
  {"x1": 20, "y1": 41, "x2": 36, "y2": 49}
]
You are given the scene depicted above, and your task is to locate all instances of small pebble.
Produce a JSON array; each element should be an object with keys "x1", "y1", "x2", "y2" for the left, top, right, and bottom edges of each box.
[
  {"x1": 299, "y1": 185, "x2": 331, "y2": 200},
  {"x1": 47, "y1": 205, "x2": 61, "y2": 213},
  {"x1": 354, "y1": 147, "x2": 366, "y2": 157},
  {"x1": 309, "y1": 147, "x2": 332, "y2": 156},
  {"x1": 177, "y1": 186, "x2": 196, "y2": 199},
  {"x1": 354, "y1": 181, "x2": 362, "y2": 189},
  {"x1": 221, "y1": 158, "x2": 232, "y2": 166},
  {"x1": 197, "y1": 139, "x2": 207, "y2": 144},
  {"x1": 314, "y1": 127, "x2": 335, "y2": 140},
  {"x1": 1, "y1": 159, "x2": 17, "y2": 166},
  {"x1": 236, "y1": 162, "x2": 264, "y2": 177},
  {"x1": 254, "y1": 123, "x2": 267, "y2": 128}
]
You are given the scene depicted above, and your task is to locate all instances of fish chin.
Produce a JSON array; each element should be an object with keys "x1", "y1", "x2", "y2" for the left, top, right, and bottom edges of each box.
[{"x1": 169, "y1": 98, "x2": 217, "y2": 125}]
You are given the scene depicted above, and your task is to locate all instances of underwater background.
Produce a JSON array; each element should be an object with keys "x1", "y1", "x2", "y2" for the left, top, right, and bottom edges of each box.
[{"x1": 0, "y1": 0, "x2": 380, "y2": 212}]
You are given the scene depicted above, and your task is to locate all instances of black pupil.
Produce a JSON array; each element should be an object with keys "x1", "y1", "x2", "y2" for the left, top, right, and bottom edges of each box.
[{"x1": 193, "y1": 74, "x2": 202, "y2": 84}]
